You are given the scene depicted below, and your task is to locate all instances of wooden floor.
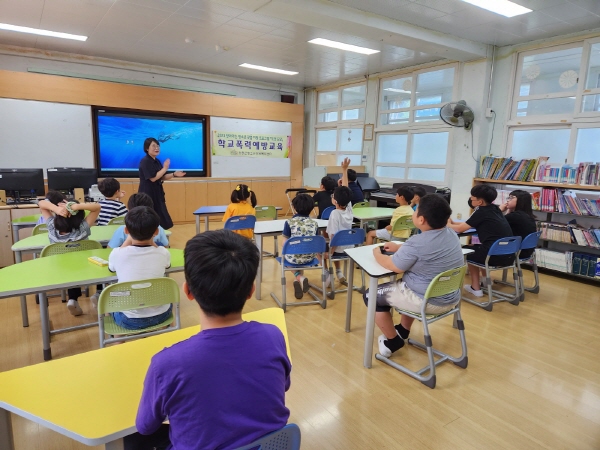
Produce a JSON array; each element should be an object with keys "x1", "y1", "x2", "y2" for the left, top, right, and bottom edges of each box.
[{"x1": 2, "y1": 222, "x2": 600, "y2": 449}]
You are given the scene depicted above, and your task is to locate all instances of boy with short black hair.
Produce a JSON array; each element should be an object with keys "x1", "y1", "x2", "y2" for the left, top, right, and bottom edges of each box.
[
  {"x1": 448, "y1": 184, "x2": 513, "y2": 297},
  {"x1": 346, "y1": 168, "x2": 364, "y2": 203},
  {"x1": 283, "y1": 193, "x2": 319, "y2": 299},
  {"x1": 312, "y1": 176, "x2": 337, "y2": 218},
  {"x1": 365, "y1": 186, "x2": 414, "y2": 245},
  {"x1": 133, "y1": 230, "x2": 291, "y2": 450},
  {"x1": 108, "y1": 206, "x2": 172, "y2": 330},
  {"x1": 97, "y1": 177, "x2": 127, "y2": 226},
  {"x1": 411, "y1": 186, "x2": 427, "y2": 211},
  {"x1": 368, "y1": 194, "x2": 464, "y2": 357}
]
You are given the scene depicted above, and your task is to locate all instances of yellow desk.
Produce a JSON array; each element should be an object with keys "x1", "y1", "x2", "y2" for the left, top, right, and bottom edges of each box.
[{"x1": 0, "y1": 308, "x2": 290, "y2": 450}]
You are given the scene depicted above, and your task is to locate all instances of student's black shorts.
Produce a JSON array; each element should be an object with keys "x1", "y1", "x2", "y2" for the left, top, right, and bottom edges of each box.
[{"x1": 465, "y1": 244, "x2": 515, "y2": 267}]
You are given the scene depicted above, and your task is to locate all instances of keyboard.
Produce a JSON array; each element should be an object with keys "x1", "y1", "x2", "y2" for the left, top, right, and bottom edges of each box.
[{"x1": 6, "y1": 199, "x2": 38, "y2": 205}]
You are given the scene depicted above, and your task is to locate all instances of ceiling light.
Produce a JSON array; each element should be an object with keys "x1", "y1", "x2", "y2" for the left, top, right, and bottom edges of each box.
[
  {"x1": 308, "y1": 38, "x2": 379, "y2": 55},
  {"x1": 239, "y1": 63, "x2": 298, "y2": 75},
  {"x1": 384, "y1": 88, "x2": 411, "y2": 94},
  {"x1": 461, "y1": 0, "x2": 531, "y2": 17},
  {"x1": 0, "y1": 23, "x2": 87, "y2": 41}
]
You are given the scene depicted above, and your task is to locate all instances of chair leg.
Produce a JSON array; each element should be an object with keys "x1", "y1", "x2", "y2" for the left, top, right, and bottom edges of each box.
[
  {"x1": 509, "y1": 267, "x2": 520, "y2": 306},
  {"x1": 327, "y1": 266, "x2": 335, "y2": 300}
]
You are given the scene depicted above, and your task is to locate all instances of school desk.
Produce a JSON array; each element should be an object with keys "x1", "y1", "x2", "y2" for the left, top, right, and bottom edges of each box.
[
  {"x1": 10, "y1": 213, "x2": 41, "y2": 243},
  {"x1": 0, "y1": 307, "x2": 290, "y2": 450},
  {"x1": 344, "y1": 244, "x2": 474, "y2": 369},
  {"x1": 0, "y1": 248, "x2": 184, "y2": 361},
  {"x1": 351, "y1": 207, "x2": 394, "y2": 229},
  {"x1": 254, "y1": 219, "x2": 328, "y2": 300},
  {"x1": 193, "y1": 205, "x2": 283, "y2": 234}
]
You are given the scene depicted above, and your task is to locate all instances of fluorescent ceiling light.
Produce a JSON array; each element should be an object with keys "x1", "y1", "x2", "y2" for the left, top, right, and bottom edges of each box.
[
  {"x1": 384, "y1": 88, "x2": 412, "y2": 94},
  {"x1": 0, "y1": 23, "x2": 87, "y2": 41},
  {"x1": 461, "y1": 0, "x2": 531, "y2": 17},
  {"x1": 239, "y1": 63, "x2": 298, "y2": 75},
  {"x1": 308, "y1": 38, "x2": 379, "y2": 55}
]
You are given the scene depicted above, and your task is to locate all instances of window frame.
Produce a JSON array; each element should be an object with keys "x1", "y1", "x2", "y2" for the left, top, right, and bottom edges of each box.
[{"x1": 575, "y1": 37, "x2": 600, "y2": 118}]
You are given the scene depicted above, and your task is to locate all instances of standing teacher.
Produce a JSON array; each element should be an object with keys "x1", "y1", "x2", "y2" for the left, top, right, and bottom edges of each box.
[{"x1": 138, "y1": 137, "x2": 186, "y2": 230}]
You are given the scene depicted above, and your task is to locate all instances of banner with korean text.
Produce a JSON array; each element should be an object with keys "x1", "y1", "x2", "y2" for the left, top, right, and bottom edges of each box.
[{"x1": 212, "y1": 130, "x2": 291, "y2": 158}]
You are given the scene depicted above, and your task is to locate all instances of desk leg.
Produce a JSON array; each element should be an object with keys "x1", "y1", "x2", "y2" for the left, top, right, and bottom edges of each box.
[
  {"x1": 195, "y1": 216, "x2": 200, "y2": 235},
  {"x1": 0, "y1": 408, "x2": 14, "y2": 450},
  {"x1": 105, "y1": 438, "x2": 125, "y2": 450},
  {"x1": 204, "y1": 216, "x2": 209, "y2": 232},
  {"x1": 255, "y1": 235, "x2": 263, "y2": 300},
  {"x1": 345, "y1": 259, "x2": 354, "y2": 332},
  {"x1": 12, "y1": 224, "x2": 20, "y2": 244},
  {"x1": 14, "y1": 250, "x2": 29, "y2": 328},
  {"x1": 364, "y1": 276, "x2": 379, "y2": 369},
  {"x1": 39, "y1": 292, "x2": 52, "y2": 361}
]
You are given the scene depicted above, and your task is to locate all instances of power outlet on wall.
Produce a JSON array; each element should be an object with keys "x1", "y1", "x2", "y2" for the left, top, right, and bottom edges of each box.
[
  {"x1": 485, "y1": 108, "x2": 494, "y2": 118},
  {"x1": 361, "y1": 155, "x2": 367, "y2": 162}
]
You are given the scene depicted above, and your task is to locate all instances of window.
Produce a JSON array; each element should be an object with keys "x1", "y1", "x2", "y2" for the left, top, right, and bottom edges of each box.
[
  {"x1": 315, "y1": 83, "x2": 366, "y2": 166},
  {"x1": 510, "y1": 128, "x2": 570, "y2": 163},
  {"x1": 375, "y1": 130, "x2": 450, "y2": 183},
  {"x1": 380, "y1": 66, "x2": 455, "y2": 127}
]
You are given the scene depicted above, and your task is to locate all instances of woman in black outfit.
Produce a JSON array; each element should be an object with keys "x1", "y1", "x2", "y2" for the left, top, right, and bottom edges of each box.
[
  {"x1": 500, "y1": 189, "x2": 538, "y2": 259},
  {"x1": 138, "y1": 137, "x2": 185, "y2": 230}
]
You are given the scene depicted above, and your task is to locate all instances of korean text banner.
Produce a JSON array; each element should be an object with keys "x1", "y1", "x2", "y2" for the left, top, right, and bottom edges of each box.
[{"x1": 212, "y1": 130, "x2": 291, "y2": 158}]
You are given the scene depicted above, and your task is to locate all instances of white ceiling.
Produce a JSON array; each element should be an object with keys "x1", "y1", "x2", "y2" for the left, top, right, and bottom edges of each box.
[{"x1": 0, "y1": 0, "x2": 598, "y2": 88}]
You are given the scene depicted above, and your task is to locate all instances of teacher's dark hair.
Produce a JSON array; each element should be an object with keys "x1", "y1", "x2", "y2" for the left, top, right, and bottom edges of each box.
[{"x1": 143, "y1": 137, "x2": 159, "y2": 154}]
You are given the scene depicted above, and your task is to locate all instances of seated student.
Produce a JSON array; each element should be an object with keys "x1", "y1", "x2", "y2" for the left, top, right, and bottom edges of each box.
[
  {"x1": 411, "y1": 186, "x2": 427, "y2": 211},
  {"x1": 223, "y1": 184, "x2": 257, "y2": 239},
  {"x1": 365, "y1": 186, "x2": 414, "y2": 245},
  {"x1": 132, "y1": 230, "x2": 291, "y2": 450},
  {"x1": 325, "y1": 158, "x2": 354, "y2": 286},
  {"x1": 96, "y1": 177, "x2": 127, "y2": 226},
  {"x1": 282, "y1": 194, "x2": 319, "y2": 299},
  {"x1": 107, "y1": 206, "x2": 172, "y2": 330},
  {"x1": 107, "y1": 193, "x2": 169, "y2": 248},
  {"x1": 35, "y1": 190, "x2": 66, "y2": 224},
  {"x1": 312, "y1": 176, "x2": 337, "y2": 218},
  {"x1": 345, "y1": 168, "x2": 364, "y2": 203},
  {"x1": 448, "y1": 184, "x2": 513, "y2": 298},
  {"x1": 366, "y1": 194, "x2": 465, "y2": 357},
  {"x1": 500, "y1": 189, "x2": 537, "y2": 259}
]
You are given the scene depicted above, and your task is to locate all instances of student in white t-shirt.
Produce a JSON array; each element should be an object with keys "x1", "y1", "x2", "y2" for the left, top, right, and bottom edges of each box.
[{"x1": 108, "y1": 206, "x2": 172, "y2": 329}]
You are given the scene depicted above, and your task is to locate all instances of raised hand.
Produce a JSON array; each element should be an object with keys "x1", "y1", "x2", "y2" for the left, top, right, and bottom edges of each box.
[{"x1": 341, "y1": 157, "x2": 351, "y2": 170}]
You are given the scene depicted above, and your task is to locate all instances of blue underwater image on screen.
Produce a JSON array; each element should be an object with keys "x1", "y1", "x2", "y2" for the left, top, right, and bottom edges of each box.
[{"x1": 97, "y1": 114, "x2": 205, "y2": 172}]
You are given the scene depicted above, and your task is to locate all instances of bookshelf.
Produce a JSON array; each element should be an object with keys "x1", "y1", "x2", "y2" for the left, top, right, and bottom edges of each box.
[{"x1": 473, "y1": 178, "x2": 600, "y2": 283}]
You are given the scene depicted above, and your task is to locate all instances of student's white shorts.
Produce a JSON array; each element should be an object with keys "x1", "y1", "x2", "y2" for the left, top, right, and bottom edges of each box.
[
  {"x1": 375, "y1": 229, "x2": 393, "y2": 240},
  {"x1": 367, "y1": 281, "x2": 456, "y2": 314}
]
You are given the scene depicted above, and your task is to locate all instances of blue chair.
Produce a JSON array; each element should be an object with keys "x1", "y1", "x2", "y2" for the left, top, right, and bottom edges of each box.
[
  {"x1": 270, "y1": 236, "x2": 327, "y2": 312},
  {"x1": 516, "y1": 231, "x2": 541, "y2": 301},
  {"x1": 463, "y1": 236, "x2": 522, "y2": 311},
  {"x1": 322, "y1": 228, "x2": 366, "y2": 301},
  {"x1": 235, "y1": 423, "x2": 301, "y2": 450},
  {"x1": 321, "y1": 206, "x2": 335, "y2": 220},
  {"x1": 224, "y1": 215, "x2": 257, "y2": 235}
]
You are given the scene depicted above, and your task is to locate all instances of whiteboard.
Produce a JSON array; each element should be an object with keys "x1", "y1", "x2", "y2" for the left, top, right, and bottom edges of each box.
[
  {"x1": 0, "y1": 99, "x2": 94, "y2": 176},
  {"x1": 210, "y1": 117, "x2": 291, "y2": 178}
]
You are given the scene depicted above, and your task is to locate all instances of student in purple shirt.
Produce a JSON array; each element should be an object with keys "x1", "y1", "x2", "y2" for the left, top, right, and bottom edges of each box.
[{"x1": 130, "y1": 229, "x2": 291, "y2": 450}]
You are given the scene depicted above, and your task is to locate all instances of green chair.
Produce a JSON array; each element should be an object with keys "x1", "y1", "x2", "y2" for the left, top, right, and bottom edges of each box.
[
  {"x1": 97, "y1": 277, "x2": 181, "y2": 347},
  {"x1": 255, "y1": 205, "x2": 279, "y2": 257},
  {"x1": 375, "y1": 215, "x2": 415, "y2": 243},
  {"x1": 353, "y1": 201, "x2": 370, "y2": 208},
  {"x1": 376, "y1": 265, "x2": 468, "y2": 389},
  {"x1": 32, "y1": 223, "x2": 48, "y2": 235},
  {"x1": 107, "y1": 216, "x2": 126, "y2": 226}
]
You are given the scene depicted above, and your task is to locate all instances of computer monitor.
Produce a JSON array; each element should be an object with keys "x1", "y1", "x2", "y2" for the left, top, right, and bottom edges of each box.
[
  {"x1": 0, "y1": 168, "x2": 45, "y2": 199},
  {"x1": 47, "y1": 168, "x2": 98, "y2": 195},
  {"x1": 357, "y1": 177, "x2": 380, "y2": 193}
]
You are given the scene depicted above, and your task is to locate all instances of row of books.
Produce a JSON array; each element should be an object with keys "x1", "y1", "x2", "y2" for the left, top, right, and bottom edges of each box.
[
  {"x1": 478, "y1": 156, "x2": 547, "y2": 182},
  {"x1": 538, "y1": 222, "x2": 600, "y2": 249},
  {"x1": 537, "y1": 189, "x2": 600, "y2": 216},
  {"x1": 572, "y1": 253, "x2": 600, "y2": 278},
  {"x1": 534, "y1": 249, "x2": 600, "y2": 278}
]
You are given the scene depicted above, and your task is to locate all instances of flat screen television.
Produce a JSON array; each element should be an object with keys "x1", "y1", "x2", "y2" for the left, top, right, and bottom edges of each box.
[
  {"x1": 47, "y1": 168, "x2": 98, "y2": 195},
  {"x1": 93, "y1": 108, "x2": 208, "y2": 178},
  {"x1": 0, "y1": 168, "x2": 45, "y2": 199}
]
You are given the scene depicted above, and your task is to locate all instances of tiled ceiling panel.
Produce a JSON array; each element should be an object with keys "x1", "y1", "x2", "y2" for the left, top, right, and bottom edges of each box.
[{"x1": 0, "y1": 0, "x2": 597, "y2": 88}]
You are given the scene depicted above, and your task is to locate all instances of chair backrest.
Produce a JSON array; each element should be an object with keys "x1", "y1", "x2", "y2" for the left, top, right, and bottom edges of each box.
[
  {"x1": 391, "y1": 215, "x2": 415, "y2": 236},
  {"x1": 521, "y1": 231, "x2": 541, "y2": 250},
  {"x1": 40, "y1": 240, "x2": 103, "y2": 257},
  {"x1": 32, "y1": 223, "x2": 48, "y2": 235},
  {"x1": 423, "y1": 266, "x2": 467, "y2": 301},
  {"x1": 329, "y1": 228, "x2": 365, "y2": 248},
  {"x1": 108, "y1": 216, "x2": 126, "y2": 226},
  {"x1": 281, "y1": 235, "x2": 326, "y2": 255},
  {"x1": 321, "y1": 206, "x2": 335, "y2": 220},
  {"x1": 98, "y1": 277, "x2": 180, "y2": 314},
  {"x1": 487, "y1": 236, "x2": 522, "y2": 256},
  {"x1": 255, "y1": 205, "x2": 278, "y2": 220},
  {"x1": 224, "y1": 215, "x2": 257, "y2": 232},
  {"x1": 353, "y1": 201, "x2": 369, "y2": 208},
  {"x1": 235, "y1": 423, "x2": 301, "y2": 450}
]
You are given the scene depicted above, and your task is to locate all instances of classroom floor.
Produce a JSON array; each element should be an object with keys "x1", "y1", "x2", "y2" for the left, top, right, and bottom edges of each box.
[{"x1": 2, "y1": 222, "x2": 600, "y2": 449}]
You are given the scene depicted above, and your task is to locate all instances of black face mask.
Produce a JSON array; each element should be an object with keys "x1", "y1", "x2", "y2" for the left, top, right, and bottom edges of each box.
[{"x1": 467, "y1": 198, "x2": 474, "y2": 209}]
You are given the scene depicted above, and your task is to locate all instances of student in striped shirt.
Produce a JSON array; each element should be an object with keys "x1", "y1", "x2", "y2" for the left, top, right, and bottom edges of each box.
[{"x1": 97, "y1": 178, "x2": 127, "y2": 226}]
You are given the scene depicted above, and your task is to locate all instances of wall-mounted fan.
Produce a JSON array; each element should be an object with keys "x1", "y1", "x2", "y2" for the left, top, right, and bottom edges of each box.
[{"x1": 440, "y1": 100, "x2": 474, "y2": 130}]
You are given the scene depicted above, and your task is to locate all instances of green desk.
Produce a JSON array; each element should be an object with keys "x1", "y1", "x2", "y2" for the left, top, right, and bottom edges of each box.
[
  {"x1": 0, "y1": 248, "x2": 184, "y2": 361},
  {"x1": 352, "y1": 207, "x2": 394, "y2": 229},
  {"x1": 10, "y1": 214, "x2": 41, "y2": 244}
]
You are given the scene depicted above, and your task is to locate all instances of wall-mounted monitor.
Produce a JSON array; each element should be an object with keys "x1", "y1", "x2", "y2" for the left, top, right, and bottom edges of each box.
[
  {"x1": 0, "y1": 168, "x2": 45, "y2": 199},
  {"x1": 93, "y1": 108, "x2": 208, "y2": 178},
  {"x1": 47, "y1": 168, "x2": 98, "y2": 195}
]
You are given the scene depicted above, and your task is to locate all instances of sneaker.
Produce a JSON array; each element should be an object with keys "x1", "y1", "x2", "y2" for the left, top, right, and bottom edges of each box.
[
  {"x1": 90, "y1": 292, "x2": 100, "y2": 309},
  {"x1": 378, "y1": 335, "x2": 393, "y2": 358},
  {"x1": 301, "y1": 276, "x2": 310, "y2": 293},
  {"x1": 336, "y1": 270, "x2": 347, "y2": 286},
  {"x1": 293, "y1": 281, "x2": 304, "y2": 299},
  {"x1": 464, "y1": 284, "x2": 483, "y2": 298},
  {"x1": 67, "y1": 299, "x2": 83, "y2": 316},
  {"x1": 324, "y1": 273, "x2": 332, "y2": 288}
]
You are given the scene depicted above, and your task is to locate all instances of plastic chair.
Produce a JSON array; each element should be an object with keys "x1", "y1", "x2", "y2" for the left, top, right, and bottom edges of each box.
[
  {"x1": 97, "y1": 277, "x2": 181, "y2": 347},
  {"x1": 32, "y1": 223, "x2": 48, "y2": 235},
  {"x1": 270, "y1": 235, "x2": 327, "y2": 312},
  {"x1": 462, "y1": 236, "x2": 522, "y2": 311},
  {"x1": 376, "y1": 265, "x2": 468, "y2": 389},
  {"x1": 256, "y1": 206, "x2": 279, "y2": 258},
  {"x1": 375, "y1": 215, "x2": 415, "y2": 243},
  {"x1": 235, "y1": 423, "x2": 301, "y2": 450},
  {"x1": 108, "y1": 215, "x2": 126, "y2": 225},
  {"x1": 353, "y1": 201, "x2": 369, "y2": 208},
  {"x1": 321, "y1": 206, "x2": 335, "y2": 220},
  {"x1": 495, "y1": 231, "x2": 541, "y2": 302},
  {"x1": 224, "y1": 215, "x2": 257, "y2": 236}
]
